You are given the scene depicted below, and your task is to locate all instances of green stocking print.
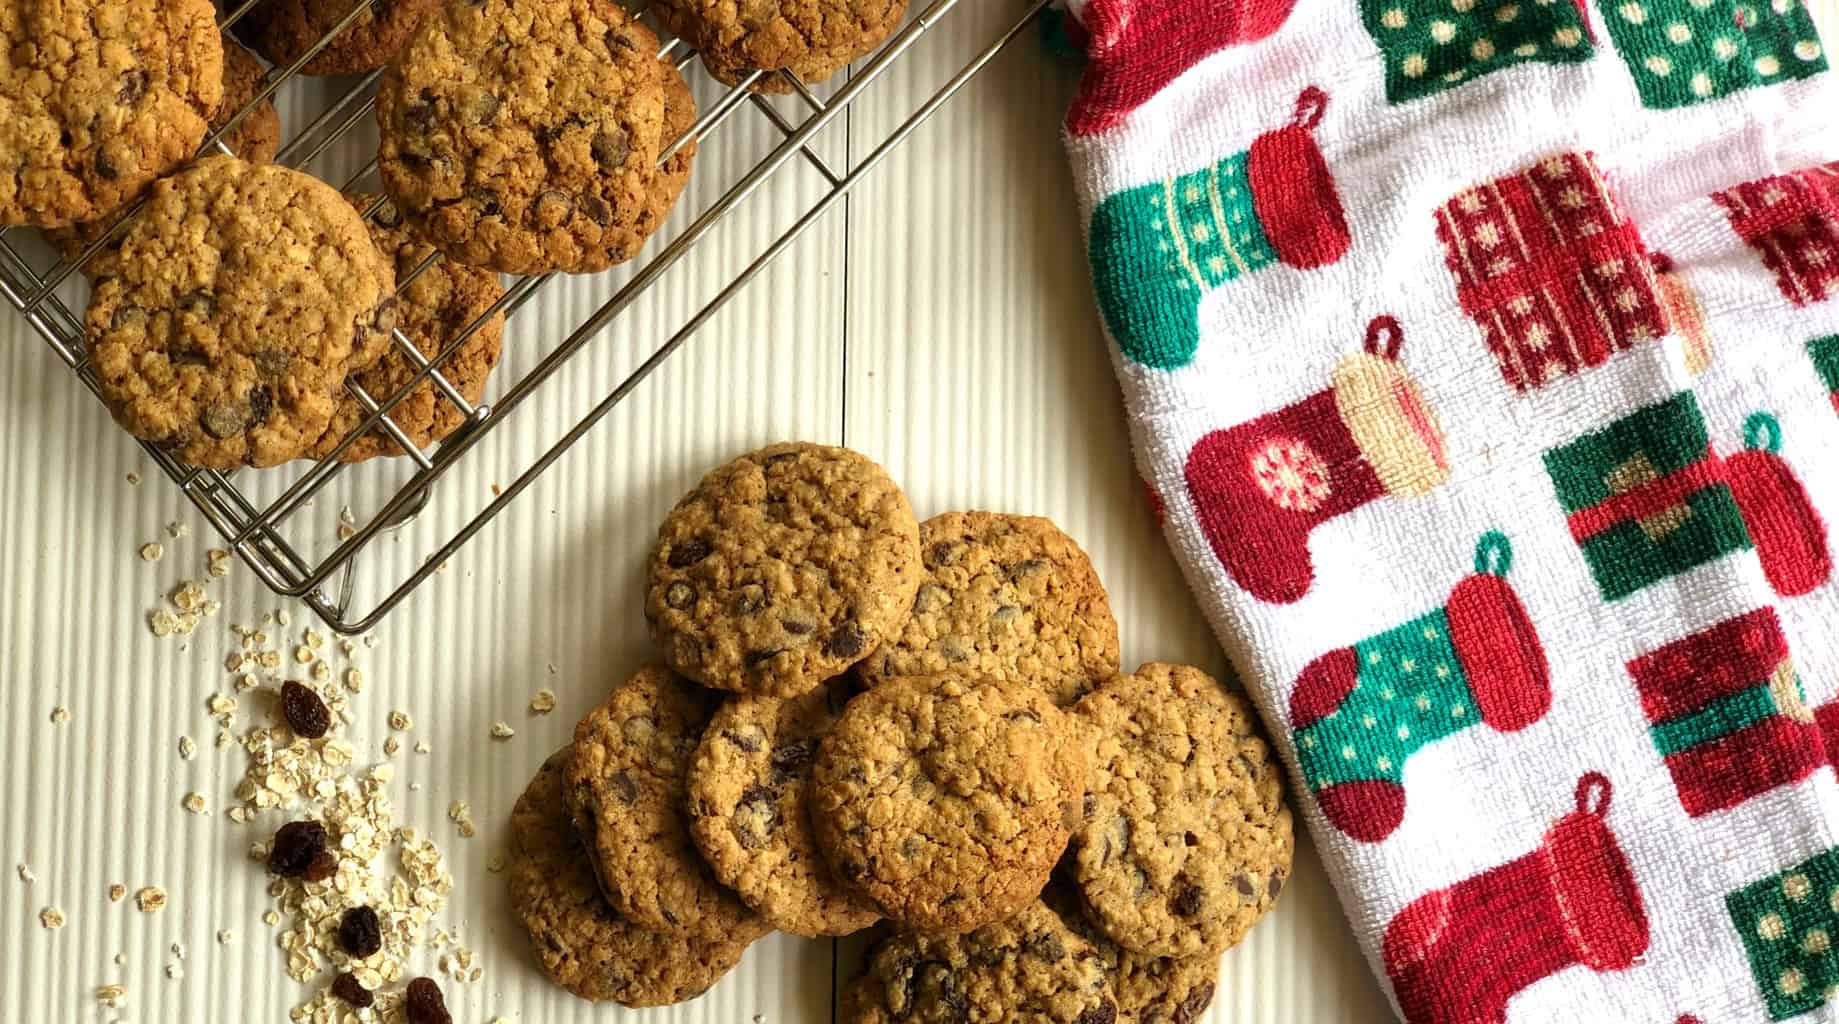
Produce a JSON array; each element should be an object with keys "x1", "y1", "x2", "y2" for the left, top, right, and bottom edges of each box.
[
  {"x1": 1362, "y1": 0, "x2": 1595, "y2": 104},
  {"x1": 1599, "y1": 0, "x2": 1828, "y2": 108}
]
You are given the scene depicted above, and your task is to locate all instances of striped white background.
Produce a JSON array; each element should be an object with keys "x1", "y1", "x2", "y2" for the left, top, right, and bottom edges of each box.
[{"x1": 2, "y1": 3, "x2": 1833, "y2": 1021}]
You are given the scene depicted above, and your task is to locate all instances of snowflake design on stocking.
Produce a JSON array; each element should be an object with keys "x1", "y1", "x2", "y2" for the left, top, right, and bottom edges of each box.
[{"x1": 1250, "y1": 437, "x2": 1332, "y2": 512}]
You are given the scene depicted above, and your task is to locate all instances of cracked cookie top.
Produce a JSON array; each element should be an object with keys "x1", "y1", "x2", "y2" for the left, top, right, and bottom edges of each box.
[
  {"x1": 812, "y1": 673, "x2": 1086, "y2": 934},
  {"x1": 1, "y1": 0, "x2": 223, "y2": 228}
]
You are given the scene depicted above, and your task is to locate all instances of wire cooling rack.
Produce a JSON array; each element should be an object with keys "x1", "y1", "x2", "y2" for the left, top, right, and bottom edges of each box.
[{"x1": 0, "y1": 0, "x2": 1051, "y2": 634}]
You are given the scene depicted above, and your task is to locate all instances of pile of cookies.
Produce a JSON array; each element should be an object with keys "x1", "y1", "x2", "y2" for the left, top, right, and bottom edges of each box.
[
  {"x1": 3, "y1": 0, "x2": 908, "y2": 469},
  {"x1": 509, "y1": 442, "x2": 1295, "y2": 1021}
]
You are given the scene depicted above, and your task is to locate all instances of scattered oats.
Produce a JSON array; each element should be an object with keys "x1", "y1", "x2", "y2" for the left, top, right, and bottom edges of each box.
[
  {"x1": 343, "y1": 668, "x2": 364, "y2": 693},
  {"x1": 16, "y1": 863, "x2": 34, "y2": 884},
  {"x1": 294, "y1": 645, "x2": 315, "y2": 665},
  {"x1": 226, "y1": 806, "x2": 249, "y2": 824},
  {"x1": 207, "y1": 549, "x2": 232, "y2": 577},
  {"x1": 276, "y1": 609, "x2": 291, "y2": 627},
  {"x1": 134, "y1": 886, "x2": 166, "y2": 912},
  {"x1": 490, "y1": 721, "x2": 515, "y2": 740},
  {"x1": 237, "y1": 672, "x2": 259, "y2": 692},
  {"x1": 413, "y1": 741, "x2": 430, "y2": 755},
  {"x1": 383, "y1": 736, "x2": 401, "y2": 756},
  {"x1": 178, "y1": 735, "x2": 197, "y2": 760},
  {"x1": 149, "y1": 609, "x2": 179, "y2": 637},
  {"x1": 448, "y1": 802, "x2": 476, "y2": 839},
  {"x1": 126, "y1": 471, "x2": 141, "y2": 485},
  {"x1": 140, "y1": 542, "x2": 164, "y2": 562},
  {"x1": 260, "y1": 650, "x2": 282, "y2": 670},
  {"x1": 225, "y1": 652, "x2": 247, "y2": 672},
  {"x1": 49, "y1": 706, "x2": 69, "y2": 724},
  {"x1": 216, "y1": 729, "x2": 232, "y2": 749},
  {"x1": 216, "y1": 928, "x2": 233, "y2": 945},
  {"x1": 96, "y1": 984, "x2": 127, "y2": 1009},
  {"x1": 263, "y1": 909, "x2": 280, "y2": 926},
  {"x1": 165, "y1": 963, "x2": 183, "y2": 980},
  {"x1": 165, "y1": 521, "x2": 189, "y2": 539},
  {"x1": 207, "y1": 694, "x2": 236, "y2": 717},
  {"x1": 529, "y1": 688, "x2": 556, "y2": 714},
  {"x1": 39, "y1": 906, "x2": 65, "y2": 929},
  {"x1": 340, "y1": 640, "x2": 356, "y2": 657},
  {"x1": 304, "y1": 629, "x2": 324, "y2": 651},
  {"x1": 388, "y1": 710, "x2": 412, "y2": 731},
  {"x1": 310, "y1": 661, "x2": 332, "y2": 683},
  {"x1": 109, "y1": 884, "x2": 126, "y2": 903},
  {"x1": 172, "y1": 581, "x2": 207, "y2": 612},
  {"x1": 182, "y1": 793, "x2": 207, "y2": 815}
]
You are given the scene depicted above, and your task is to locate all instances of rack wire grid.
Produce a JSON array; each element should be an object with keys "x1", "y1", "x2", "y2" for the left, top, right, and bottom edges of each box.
[{"x1": 0, "y1": 0, "x2": 1052, "y2": 634}]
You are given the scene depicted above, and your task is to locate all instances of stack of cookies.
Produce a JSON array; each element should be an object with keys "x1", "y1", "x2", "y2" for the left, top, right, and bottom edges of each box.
[{"x1": 510, "y1": 442, "x2": 1296, "y2": 1021}]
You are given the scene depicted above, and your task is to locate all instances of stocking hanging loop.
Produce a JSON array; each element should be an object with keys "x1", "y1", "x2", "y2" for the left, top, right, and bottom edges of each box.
[
  {"x1": 1744, "y1": 411, "x2": 1782, "y2": 453},
  {"x1": 1576, "y1": 772, "x2": 1614, "y2": 818},
  {"x1": 1293, "y1": 86, "x2": 1329, "y2": 131},
  {"x1": 1473, "y1": 531, "x2": 1513, "y2": 577},
  {"x1": 1364, "y1": 315, "x2": 1404, "y2": 360}
]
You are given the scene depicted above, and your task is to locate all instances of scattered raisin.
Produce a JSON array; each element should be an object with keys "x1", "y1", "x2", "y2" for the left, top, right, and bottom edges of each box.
[
  {"x1": 329, "y1": 971, "x2": 373, "y2": 1008},
  {"x1": 267, "y1": 820, "x2": 328, "y2": 877},
  {"x1": 404, "y1": 976, "x2": 452, "y2": 1024},
  {"x1": 337, "y1": 905, "x2": 382, "y2": 958},
  {"x1": 303, "y1": 851, "x2": 338, "y2": 883},
  {"x1": 281, "y1": 681, "x2": 331, "y2": 739}
]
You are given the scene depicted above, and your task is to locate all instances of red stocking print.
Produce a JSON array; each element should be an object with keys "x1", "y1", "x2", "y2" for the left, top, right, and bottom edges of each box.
[
  {"x1": 1384, "y1": 774, "x2": 1650, "y2": 1024},
  {"x1": 1066, "y1": 0, "x2": 1298, "y2": 136},
  {"x1": 1727, "y1": 413, "x2": 1831, "y2": 597},
  {"x1": 1628, "y1": 607, "x2": 1827, "y2": 817},
  {"x1": 1436, "y1": 152, "x2": 1669, "y2": 393},
  {"x1": 1291, "y1": 533, "x2": 1551, "y2": 843},
  {"x1": 1713, "y1": 162, "x2": 1839, "y2": 307},
  {"x1": 1185, "y1": 317, "x2": 1451, "y2": 604}
]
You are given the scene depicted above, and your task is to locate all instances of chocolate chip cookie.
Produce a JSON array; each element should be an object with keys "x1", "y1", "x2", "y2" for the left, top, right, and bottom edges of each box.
[
  {"x1": 509, "y1": 747, "x2": 768, "y2": 1006},
  {"x1": 377, "y1": 0, "x2": 690, "y2": 274},
  {"x1": 45, "y1": 37, "x2": 281, "y2": 272},
  {"x1": 1044, "y1": 878, "x2": 1220, "y2": 1024},
  {"x1": 1, "y1": 0, "x2": 223, "y2": 228},
  {"x1": 860, "y1": 511, "x2": 1120, "y2": 707},
  {"x1": 812, "y1": 673, "x2": 1085, "y2": 934},
  {"x1": 687, "y1": 679, "x2": 880, "y2": 937},
  {"x1": 647, "y1": 442, "x2": 922, "y2": 698},
  {"x1": 1073, "y1": 663, "x2": 1292, "y2": 958},
  {"x1": 232, "y1": 0, "x2": 440, "y2": 77},
  {"x1": 309, "y1": 194, "x2": 504, "y2": 462},
  {"x1": 85, "y1": 156, "x2": 396, "y2": 469},
  {"x1": 565, "y1": 665, "x2": 763, "y2": 936},
  {"x1": 840, "y1": 900, "x2": 1119, "y2": 1024},
  {"x1": 656, "y1": 0, "x2": 908, "y2": 93}
]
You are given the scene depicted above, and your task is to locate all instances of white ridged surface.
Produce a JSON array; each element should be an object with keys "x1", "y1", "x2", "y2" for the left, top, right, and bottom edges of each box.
[{"x1": 4, "y1": 3, "x2": 1834, "y2": 1021}]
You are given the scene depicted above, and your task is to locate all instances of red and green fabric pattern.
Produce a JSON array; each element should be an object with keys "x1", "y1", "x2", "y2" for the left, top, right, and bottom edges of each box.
[
  {"x1": 1812, "y1": 336, "x2": 1839, "y2": 413},
  {"x1": 1714, "y1": 163, "x2": 1839, "y2": 307},
  {"x1": 1543, "y1": 391, "x2": 1752, "y2": 600},
  {"x1": 1598, "y1": 0, "x2": 1827, "y2": 109},
  {"x1": 1361, "y1": 0, "x2": 1594, "y2": 105},
  {"x1": 1290, "y1": 533, "x2": 1550, "y2": 843},
  {"x1": 1728, "y1": 847, "x2": 1839, "y2": 1020},
  {"x1": 1626, "y1": 607, "x2": 1824, "y2": 817}
]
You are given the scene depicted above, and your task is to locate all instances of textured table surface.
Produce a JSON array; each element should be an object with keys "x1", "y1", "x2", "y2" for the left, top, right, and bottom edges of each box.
[{"x1": 2, "y1": 5, "x2": 1833, "y2": 1021}]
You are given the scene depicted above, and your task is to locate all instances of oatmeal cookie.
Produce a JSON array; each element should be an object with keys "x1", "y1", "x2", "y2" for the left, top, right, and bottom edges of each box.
[
  {"x1": 656, "y1": 0, "x2": 908, "y2": 93},
  {"x1": 232, "y1": 0, "x2": 440, "y2": 77}
]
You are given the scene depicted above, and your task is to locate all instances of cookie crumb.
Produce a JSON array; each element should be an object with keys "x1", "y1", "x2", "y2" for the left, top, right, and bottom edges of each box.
[
  {"x1": 343, "y1": 668, "x2": 364, "y2": 693},
  {"x1": 389, "y1": 710, "x2": 413, "y2": 731},
  {"x1": 447, "y1": 802, "x2": 475, "y2": 839},
  {"x1": 528, "y1": 689, "x2": 556, "y2": 714},
  {"x1": 134, "y1": 886, "x2": 167, "y2": 912},
  {"x1": 48, "y1": 706, "x2": 69, "y2": 724},
  {"x1": 108, "y1": 884, "x2": 126, "y2": 903},
  {"x1": 16, "y1": 863, "x2": 33, "y2": 884},
  {"x1": 216, "y1": 928, "x2": 234, "y2": 945},
  {"x1": 383, "y1": 736, "x2": 401, "y2": 756},
  {"x1": 262, "y1": 909, "x2": 280, "y2": 926},
  {"x1": 178, "y1": 735, "x2": 197, "y2": 760},
  {"x1": 182, "y1": 793, "x2": 207, "y2": 815},
  {"x1": 126, "y1": 472, "x2": 141, "y2": 485},
  {"x1": 140, "y1": 542, "x2": 164, "y2": 562},
  {"x1": 294, "y1": 645, "x2": 316, "y2": 665},
  {"x1": 39, "y1": 906, "x2": 64, "y2": 929},
  {"x1": 114, "y1": 952, "x2": 126, "y2": 966},
  {"x1": 165, "y1": 521, "x2": 189, "y2": 539},
  {"x1": 207, "y1": 549, "x2": 232, "y2": 577},
  {"x1": 96, "y1": 983, "x2": 126, "y2": 1009},
  {"x1": 207, "y1": 694, "x2": 236, "y2": 718},
  {"x1": 165, "y1": 962, "x2": 183, "y2": 980},
  {"x1": 413, "y1": 741, "x2": 430, "y2": 755},
  {"x1": 489, "y1": 722, "x2": 515, "y2": 740},
  {"x1": 485, "y1": 853, "x2": 506, "y2": 873}
]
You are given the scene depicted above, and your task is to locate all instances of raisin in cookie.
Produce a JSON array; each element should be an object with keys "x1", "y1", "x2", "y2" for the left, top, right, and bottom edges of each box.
[
  {"x1": 861, "y1": 511, "x2": 1120, "y2": 707},
  {"x1": 233, "y1": 0, "x2": 440, "y2": 77},
  {"x1": 1073, "y1": 663, "x2": 1292, "y2": 958},
  {"x1": 565, "y1": 665, "x2": 763, "y2": 936},
  {"x1": 656, "y1": 0, "x2": 907, "y2": 93},
  {"x1": 86, "y1": 156, "x2": 396, "y2": 469},
  {"x1": 840, "y1": 900, "x2": 1119, "y2": 1024},
  {"x1": 45, "y1": 37, "x2": 282, "y2": 273},
  {"x1": 377, "y1": 0, "x2": 687, "y2": 274},
  {"x1": 687, "y1": 679, "x2": 880, "y2": 937},
  {"x1": 510, "y1": 747, "x2": 768, "y2": 1006},
  {"x1": 1, "y1": 0, "x2": 223, "y2": 228},
  {"x1": 309, "y1": 194, "x2": 504, "y2": 462},
  {"x1": 647, "y1": 442, "x2": 921, "y2": 698},
  {"x1": 812, "y1": 673, "x2": 1084, "y2": 934}
]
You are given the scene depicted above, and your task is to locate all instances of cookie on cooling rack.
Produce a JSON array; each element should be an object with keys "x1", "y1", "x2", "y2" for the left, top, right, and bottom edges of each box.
[
  {"x1": 858, "y1": 511, "x2": 1120, "y2": 708},
  {"x1": 510, "y1": 747, "x2": 769, "y2": 1006},
  {"x1": 655, "y1": 0, "x2": 909, "y2": 94},
  {"x1": 646, "y1": 442, "x2": 922, "y2": 697},
  {"x1": 377, "y1": 0, "x2": 697, "y2": 275},
  {"x1": 233, "y1": 0, "x2": 441, "y2": 77},
  {"x1": 309, "y1": 194, "x2": 505, "y2": 463},
  {"x1": 0, "y1": 0, "x2": 223, "y2": 229},
  {"x1": 85, "y1": 156, "x2": 397, "y2": 469},
  {"x1": 44, "y1": 38, "x2": 282, "y2": 274}
]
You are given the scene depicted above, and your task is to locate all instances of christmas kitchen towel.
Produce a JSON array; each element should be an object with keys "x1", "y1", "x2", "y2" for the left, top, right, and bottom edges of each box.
[{"x1": 1059, "y1": 1, "x2": 1839, "y2": 1021}]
